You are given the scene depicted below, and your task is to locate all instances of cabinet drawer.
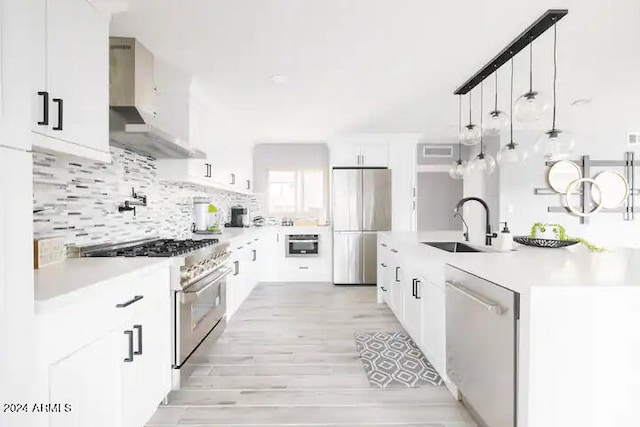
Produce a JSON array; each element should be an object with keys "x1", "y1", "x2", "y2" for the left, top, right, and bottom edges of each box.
[{"x1": 38, "y1": 265, "x2": 170, "y2": 364}]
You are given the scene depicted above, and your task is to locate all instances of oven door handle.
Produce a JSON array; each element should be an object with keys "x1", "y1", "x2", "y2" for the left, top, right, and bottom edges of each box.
[
  {"x1": 288, "y1": 239, "x2": 319, "y2": 243},
  {"x1": 181, "y1": 267, "x2": 232, "y2": 303}
]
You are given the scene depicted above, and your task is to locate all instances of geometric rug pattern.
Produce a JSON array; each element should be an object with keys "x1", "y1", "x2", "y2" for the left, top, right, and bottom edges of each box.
[{"x1": 354, "y1": 331, "x2": 444, "y2": 388}]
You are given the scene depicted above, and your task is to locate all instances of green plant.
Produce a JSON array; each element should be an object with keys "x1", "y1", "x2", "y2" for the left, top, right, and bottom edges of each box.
[{"x1": 529, "y1": 222, "x2": 607, "y2": 252}]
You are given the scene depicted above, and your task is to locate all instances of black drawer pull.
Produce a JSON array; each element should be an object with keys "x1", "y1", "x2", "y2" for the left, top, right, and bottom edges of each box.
[
  {"x1": 390, "y1": 249, "x2": 398, "y2": 253},
  {"x1": 415, "y1": 280, "x2": 421, "y2": 300},
  {"x1": 395, "y1": 267, "x2": 400, "y2": 282},
  {"x1": 299, "y1": 266, "x2": 309, "y2": 270},
  {"x1": 133, "y1": 324, "x2": 143, "y2": 355},
  {"x1": 116, "y1": 295, "x2": 143, "y2": 308},
  {"x1": 381, "y1": 286, "x2": 387, "y2": 292},
  {"x1": 37, "y1": 91, "x2": 49, "y2": 125},
  {"x1": 412, "y1": 278, "x2": 417, "y2": 297},
  {"x1": 52, "y1": 98, "x2": 63, "y2": 131},
  {"x1": 380, "y1": 263, "x2": 387, "y2": 268},
  {"x1": 124, "y1": 330, "x2": 134, "y2": 362},
  {"x1": 381, "y1": 243, "x2": 387, "y2": 247}
]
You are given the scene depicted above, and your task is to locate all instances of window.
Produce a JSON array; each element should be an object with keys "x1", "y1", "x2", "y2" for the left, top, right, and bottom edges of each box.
[{"x1": 268, "y1": 169, "x2": 325, "y2": 215}]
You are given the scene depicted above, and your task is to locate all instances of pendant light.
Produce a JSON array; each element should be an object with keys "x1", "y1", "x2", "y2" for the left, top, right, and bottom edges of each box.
[
  {"x1": 497, "y1": 58, "x2": 529, "y2": 165},
  {"x1": 449, "y1": 95, "x2": 468, "y2": 179},
  {"x1": 459, "y1": 91, "x2": 481, "y2": 146},
  {"x1": 469, "y1": 81, "x2": 496, "y2": 175},
  {"x1": 484, "y1": 71, "x2": 510, "y2": 135},
  {"x1": 533, "y1": 23, "x2": 575, "y2": 160},
  {"x1": 514, "y1": 43, "x2": 550, "y2": 122}
]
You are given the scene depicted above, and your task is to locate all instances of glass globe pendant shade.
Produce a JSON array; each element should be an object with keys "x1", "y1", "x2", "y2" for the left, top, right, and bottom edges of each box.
[
  {"x1": 469, "y1": 152, "x2": 496, "y2": 175},
  {"x1": 533, "y1": 128, "x2": 575, "y2": 160},
  {"x1": 514, "y1": 91, "x2": 549, "y2": 123},
  {"x1": 497, "y1": 142, "x2": 528, "y2": 165},
  {"x1": 448, "y1": 159, "x2": 467, "y2": 179},
  {"x1": 484, "y1": 110, "x2": 510, "y2": 135},
  {"x1": 459, "y1": 124, "x2": 481, "y2": 146}
]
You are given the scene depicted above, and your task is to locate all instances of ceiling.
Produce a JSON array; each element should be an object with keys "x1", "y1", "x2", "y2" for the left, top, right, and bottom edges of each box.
[{"x1": 110, "y1": 0, "x2": 640, "y2": 146}]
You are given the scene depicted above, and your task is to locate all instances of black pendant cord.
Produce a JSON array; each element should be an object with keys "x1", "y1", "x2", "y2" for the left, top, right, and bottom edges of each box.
[
  {"x1": 468, "y1": 91, "x2": 473, "y2": 126},
  {"x1": 458, "y1": 95, "x2": 463, "y2": 162},
  {"x1": 480, "y1": 81, "x2": 484, "y2": 153},
  {"x1": 510, "y1": 58, "x2": 515, "y2": 145},
  {"x1": 494, "y1": 72, "x2": 499, "y2": 111},
  {"x1": 552, "y1": 23, "x2": 557, "y2": 130},
  {"x1": 529, "y1": 44, "x2": 533, "y2": 93}
]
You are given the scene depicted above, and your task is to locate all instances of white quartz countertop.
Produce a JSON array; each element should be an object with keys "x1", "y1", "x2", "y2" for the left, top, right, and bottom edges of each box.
[
  {"x1": 380, "y1": 231, "x2": 640, "y2": 293},
  {"x1": 34, "y1": 257, "x2": 174, "y2": 313}
]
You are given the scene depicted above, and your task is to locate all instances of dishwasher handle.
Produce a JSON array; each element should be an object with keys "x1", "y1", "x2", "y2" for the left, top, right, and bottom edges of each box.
[{"x1": 446, "y1": 281, "x2": 503, "y2": 315}]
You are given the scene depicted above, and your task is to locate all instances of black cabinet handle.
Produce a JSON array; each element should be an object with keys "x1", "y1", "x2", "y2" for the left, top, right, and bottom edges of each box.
[
  {"x1": 415, "y1": 280, "x2": 421, "y2": 299},
  {"x1": 381, "y1": 286, "x2": 387, "y2": 292},
  {"x1": 234, "y1": 260, "x2": 240, "y2": 276},
  {"x1": 37, "y1": 91, "x2": 49, "y2": 126},
  {"x1": 299, "y1": 266, "x2": 309, "y2": 270},
  {"x1": 252, "y1": 249, "x2": 257, "y2": 262},
  {"x1": 133, "y1": 324, "x2": 143, "y2": 355},
  {"x1": 230, "y1": 173, "x2": 236, "y2": 185},
  {"x1": 395, "y1": 267, "x2": 400, "y2": 282},
  {"x1": 204, "y1": 163, "x2": 212, "y2": 177},
  {"x1": 412, "y1": 278, "x2": 417, "y2": 297},
  {"x1": 391, "y1": 249, "x2": 398, "y2": 253},
  {"x1": 116, "y1": 295, "x2": 143, "y2": 308},
  {"x1": 52, "y1": 98, "x2": 63, "y2": 131},
  {"x1": 124, "y1": 330, "x2": 134, "y2": 362},
  {"x1": 246, "y1": 180, "x2": 251, "y2": 190},
  {"x1": 380, "y1": 263, "x2": 387, "y2": 268},
  {"x1": 381, "y1": 243, "x2": 387, "y2": 247}
]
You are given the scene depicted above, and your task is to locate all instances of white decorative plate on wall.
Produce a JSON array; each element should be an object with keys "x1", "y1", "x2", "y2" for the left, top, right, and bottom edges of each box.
[{"x1": 591, "y1": 171, "x2": 630, "y2": 209}]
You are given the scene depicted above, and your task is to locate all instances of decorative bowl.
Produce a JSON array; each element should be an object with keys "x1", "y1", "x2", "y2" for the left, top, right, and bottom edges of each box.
[{"x1": 513, "y1": 236, "x2": 580, "y2": 248}]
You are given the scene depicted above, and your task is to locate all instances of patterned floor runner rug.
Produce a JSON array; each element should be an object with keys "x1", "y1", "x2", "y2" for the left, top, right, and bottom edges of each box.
[{"x1": 354, "y1": 331, "x2": 444, "y2": 388}]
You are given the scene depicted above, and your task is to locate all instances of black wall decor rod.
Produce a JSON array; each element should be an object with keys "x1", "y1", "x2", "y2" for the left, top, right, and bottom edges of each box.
[{"x1": 453, "y1": 9, "x2": 568, "y2": 95}]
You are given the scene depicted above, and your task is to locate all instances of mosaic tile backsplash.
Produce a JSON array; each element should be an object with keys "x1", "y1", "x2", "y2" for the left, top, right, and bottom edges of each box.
[{"x1": 33, "y1": 147, "x2": 262, "y2": 246}]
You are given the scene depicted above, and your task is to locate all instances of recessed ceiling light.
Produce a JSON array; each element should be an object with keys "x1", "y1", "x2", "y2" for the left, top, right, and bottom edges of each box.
[
  {"x1": 571, "y1": 98, "x2": 592, "y2": 106},
  {"x1": 271, "y1": 74, "x2": 287, "y2": 84}
]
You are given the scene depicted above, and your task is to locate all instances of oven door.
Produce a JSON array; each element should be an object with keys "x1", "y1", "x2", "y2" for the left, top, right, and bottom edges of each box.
[
  {"x1": 286, "y1": 236, "x2": 319, "y2": 257},
  {"x1": 174, "y1": 266, "x2": 232, "y2": 367}
]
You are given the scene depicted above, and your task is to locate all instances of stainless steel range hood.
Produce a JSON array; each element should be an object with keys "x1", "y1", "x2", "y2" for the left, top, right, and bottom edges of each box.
[{"x1": 109, "y1": 37, "x2": 205, "y2": 159}]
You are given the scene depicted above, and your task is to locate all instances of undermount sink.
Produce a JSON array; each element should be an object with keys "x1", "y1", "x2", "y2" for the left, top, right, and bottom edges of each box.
[{"x1": 421, "y1": 241, "x2": 484, "y2": 253}]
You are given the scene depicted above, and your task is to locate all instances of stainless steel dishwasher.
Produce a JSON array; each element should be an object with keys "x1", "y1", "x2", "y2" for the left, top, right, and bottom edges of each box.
[{"x1": 445, "y1": 265, "x2": 519, "y2": 427}]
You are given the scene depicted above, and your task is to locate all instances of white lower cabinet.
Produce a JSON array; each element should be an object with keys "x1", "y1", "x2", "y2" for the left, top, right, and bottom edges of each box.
[
  {"x1": 226, "y1": 234, "x2": 262, "y2": 320},
  {"x1": 120, "y1": 301, "x2": 170, "y2": 427},
  {"x1": 418, "y1": 276, "x2": 446, "y2": 376},
  {"x1": 377, "y1": 238, "x2": 447, "y2": 382},
  {"x1": 41, "y1": 265, "x2": 171, "y2": 427},
  {"x1": 48, "y1": 330, "x2": 120, "y2": 427}
]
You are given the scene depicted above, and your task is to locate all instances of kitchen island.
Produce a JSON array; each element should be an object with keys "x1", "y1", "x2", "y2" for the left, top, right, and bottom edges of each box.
[{"x1": 378, "y1": 231, "x2": 640, "y2": 427}]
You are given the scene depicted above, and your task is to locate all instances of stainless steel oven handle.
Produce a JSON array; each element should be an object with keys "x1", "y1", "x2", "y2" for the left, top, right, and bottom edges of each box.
[
  {"x1": 182, "y1": 267, "x2": 232, "y2": 302},
  {"x1": 445, "y1": 281, "x2": 503, "y2": 315},
  {"x1": 287, "y1": 239, "x2": 318, "y2": 243}
]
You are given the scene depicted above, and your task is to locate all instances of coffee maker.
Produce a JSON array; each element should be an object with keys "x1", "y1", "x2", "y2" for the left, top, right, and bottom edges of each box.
[{"x1": 228, "y1": 206, "x2": 250, "y2": 228}]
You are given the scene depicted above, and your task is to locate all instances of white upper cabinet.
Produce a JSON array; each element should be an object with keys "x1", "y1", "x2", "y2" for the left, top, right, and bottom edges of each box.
[
  {"x1": 32, "y1": 0, "x2": 111, "y2": 162},
  {"x1": 359, "y1": 144, "x2": 389, "y2": 167},
  {"x1": 331, "y1": 143, "x2": 389, "y2": 167}
]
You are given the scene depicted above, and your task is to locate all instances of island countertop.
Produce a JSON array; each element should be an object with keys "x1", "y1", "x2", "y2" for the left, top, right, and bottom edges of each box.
[{"x1": 379, "y1": 231, "x2": 640, "y2": 294}]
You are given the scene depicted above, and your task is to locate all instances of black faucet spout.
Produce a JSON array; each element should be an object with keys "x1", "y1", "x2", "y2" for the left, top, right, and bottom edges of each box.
[{"x1": 453, "y1": 197, "x2": 497, "y2": 246}]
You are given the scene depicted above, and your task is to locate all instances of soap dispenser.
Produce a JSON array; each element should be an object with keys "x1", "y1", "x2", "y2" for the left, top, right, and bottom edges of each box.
[{"x1": 497, "y1": 222, "x2": 513, "y2": 252}]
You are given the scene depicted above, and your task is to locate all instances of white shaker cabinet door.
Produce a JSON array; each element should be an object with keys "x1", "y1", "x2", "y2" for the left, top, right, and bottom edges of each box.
[
  {"x1": 360, "y1": 144, "x2": 389, "y2": 167},
  {"x1": 48, "y1": 330, "x2": 120, "y2": 427},
  {"x1": 419, "y1": 277, "x2": 446, "y2": 376},
  {"x1": 43, "y1": 0, "x2": 109, "y2": 157},
  {"x1": 331, "y1": 144, "x2": 361, "y2": 167},
  {"x1": 120, "y1": 302, "x2": 171, "y2": 427}
]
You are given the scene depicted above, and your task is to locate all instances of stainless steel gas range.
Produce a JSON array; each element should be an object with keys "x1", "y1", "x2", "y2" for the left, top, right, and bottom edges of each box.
[{"x1": 71, "y1": 238, "x2": 231, "y2": 389}]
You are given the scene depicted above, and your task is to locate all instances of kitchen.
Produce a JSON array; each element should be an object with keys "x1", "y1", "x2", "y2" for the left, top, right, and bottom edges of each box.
[{"x1": 1, "y1": 1, "x2": 639, "y2": 427}]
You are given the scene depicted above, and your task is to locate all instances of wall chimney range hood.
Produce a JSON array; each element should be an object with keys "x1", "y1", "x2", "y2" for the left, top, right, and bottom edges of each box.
[{"x1": 109, "y1": 37, "x2": 205, "y2": 159}]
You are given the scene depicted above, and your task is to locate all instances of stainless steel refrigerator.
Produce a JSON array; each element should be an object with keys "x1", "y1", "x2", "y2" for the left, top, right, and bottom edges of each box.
[{"x1": 332, "y1": 168, "x2": 392, "y2": 285}]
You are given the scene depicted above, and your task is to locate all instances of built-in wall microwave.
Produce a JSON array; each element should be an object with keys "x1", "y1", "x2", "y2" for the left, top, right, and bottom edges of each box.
[{"x1": 285, "y1": 234, "x2": 319, "y2": 257}]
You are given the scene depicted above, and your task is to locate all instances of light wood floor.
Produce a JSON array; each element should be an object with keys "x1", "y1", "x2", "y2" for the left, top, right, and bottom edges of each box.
[{"x1": 147, "y1": 282, "x2": 475, "y2": 426}]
